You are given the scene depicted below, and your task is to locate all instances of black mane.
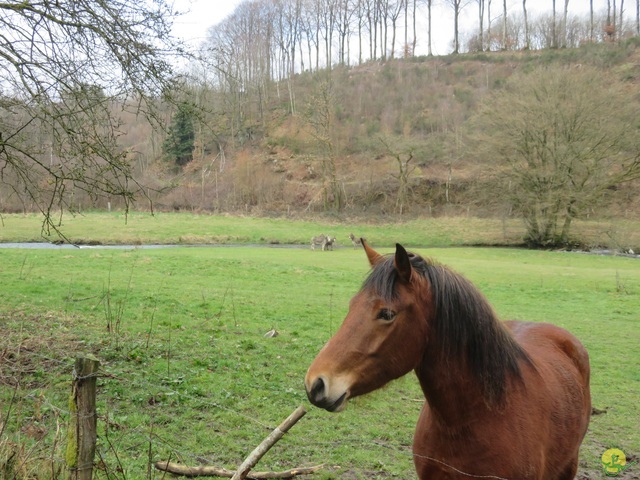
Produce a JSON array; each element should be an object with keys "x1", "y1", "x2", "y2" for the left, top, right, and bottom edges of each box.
[{"x1": 362, "y1": 252, "x2": 531, "y2": 405}]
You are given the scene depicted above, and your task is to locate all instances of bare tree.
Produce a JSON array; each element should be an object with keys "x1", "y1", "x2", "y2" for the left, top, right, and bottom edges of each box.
[
  {"x1": 552, "y1": 0, "x2": 557, "y2": 47},
  {"x1": 404, "y1": 0, "x2": 409, "y2": 54},
  {"x1": 475, "y1": 65, "x2": 640, "y2": 247},
  {"x1": 613, "y1": 0, "x2": 617, "y2": 39},
  {"x1": 411, "y1": 0, "x2": 418, "y2": 56},
  {"x1": 355, "y1": 0, "x2": 364, "y2": 63},
  {"x1": 487, "y1": 0, "x2": 493, "y2": 50},
  {"x1": 336, "y1": 0, "x2": 355, "y2": 64},
  {"x1": 590, "y1": 0, "x2": 595, "y2": 40},
  {"x1": 305, "y1": 76, "x2": 344, "y2": 211},
  {"x1": 205, "y1": 1, "x2": 276, "y2": 141},
  {"x1": 502, "y1": 0, "x2": 508, "y2": 49},
  {"x1": 275, "y1": 0, "x2": 303, "y2": 113},
  {"x1": 312, "y1": 0, "x2": 323, "y2": 70},
  {"x1": 562, "y1": 0, "x2": 570, "y2": 47},
  {"x1": 427, "y1": 0, "x2": 434, "y2": 55},
  {"x1": 363, "y1": 0, "x2": 379, "y2": 58},
  {"x1": 0, "y1": 1, "x2": 183, "y2": 233},
  {"x1": 523, "y1": 0, "x2": 530, "y2": 49},
  {"x1": 319, "y1": 0, "x2": 338, "y2": 68},
  {"x1": 388, "y1": 0, "x2": 405, "y2": 58},
  {"x1": 378, "y1": 0, "x2": 390, "y2": 60},
  {"x1": 378, "y1": 137, "x2": 416, "y2": 214},
  {"x1": 445, "y1": 0, "x2": 471, "y2": 53},
  {"x1": 477, "y1": 0, "x2": 486, "y2": 51}
]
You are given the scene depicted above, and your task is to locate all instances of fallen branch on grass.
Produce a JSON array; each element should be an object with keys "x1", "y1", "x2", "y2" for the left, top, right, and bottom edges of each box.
[
  {"x1": 154, "y1": 406, "x2": 321, "y2": 479},
  {"x1": 153, "y1": 462, "x2": 324, "y2": 478}
]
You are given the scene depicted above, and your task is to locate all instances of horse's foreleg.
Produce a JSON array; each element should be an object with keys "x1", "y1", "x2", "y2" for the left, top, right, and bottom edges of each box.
[{"x1": 557, "y1": 459, "x2": 578, "y2": 480}]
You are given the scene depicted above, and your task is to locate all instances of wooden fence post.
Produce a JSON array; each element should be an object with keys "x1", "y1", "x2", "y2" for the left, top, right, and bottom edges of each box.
[{"x1": 66, "y1": 355, "x2": 100, "y2": 480}]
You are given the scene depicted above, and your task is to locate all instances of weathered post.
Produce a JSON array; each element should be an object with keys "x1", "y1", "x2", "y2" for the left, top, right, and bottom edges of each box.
[{"x1": 66, "y1": 355, "x2": 100, "y2": 480}]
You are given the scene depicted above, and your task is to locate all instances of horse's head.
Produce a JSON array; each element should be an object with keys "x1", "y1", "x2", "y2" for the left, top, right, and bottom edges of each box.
[{"x1": 305, "y1": 241, "x2": 430, "y2": 412}]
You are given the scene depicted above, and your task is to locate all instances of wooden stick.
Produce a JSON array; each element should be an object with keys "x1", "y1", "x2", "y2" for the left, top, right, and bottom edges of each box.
[
  {"x1": 153, "y1": 406, "x2": 317, "y2": 479},
  {"x1": 231, "y1": 405, "x2": 307, "y2": 480},
  {"x1": 153, "y1": 461, "x2": 323, "y2": 478}
]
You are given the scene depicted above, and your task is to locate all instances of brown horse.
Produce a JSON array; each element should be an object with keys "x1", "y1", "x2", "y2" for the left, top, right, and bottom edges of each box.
[{"x1": 305, "y1": 241, "x2": 591, "y2": 479}]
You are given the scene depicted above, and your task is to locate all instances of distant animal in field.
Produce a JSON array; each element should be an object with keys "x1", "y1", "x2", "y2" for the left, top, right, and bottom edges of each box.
[
  {"x1": 311, "y1": 234, "x2": 326, "y2": 250},
  {"x1": 311, "y1": 234, "x2": 336, "y2": 251},
  {"x1": 323, "y1": 236, "x2": 336, "y2": 250},
  {"x1": 305, "y1": 240, "x2": 591, "y2": 480},
  {"x1": 348, "y1": 233, "x2": 363, "y2": 249}
]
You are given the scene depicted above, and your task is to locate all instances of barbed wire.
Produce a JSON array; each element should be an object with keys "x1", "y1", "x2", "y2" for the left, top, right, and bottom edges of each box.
[
  {"x1": 5, "y1": 348, "x2": 277, "y2": 429},
  {"x1": 2, "y1": 350, "x2": 414, "y2": 478},
  {"x1": 2, "y1": 341, "x2": 510, "y2": 479}
]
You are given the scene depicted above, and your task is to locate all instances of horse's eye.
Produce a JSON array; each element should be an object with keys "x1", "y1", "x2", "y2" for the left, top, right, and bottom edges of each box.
[{"x1": 376, "y1": 308, "x2": 396, "y2": 322}]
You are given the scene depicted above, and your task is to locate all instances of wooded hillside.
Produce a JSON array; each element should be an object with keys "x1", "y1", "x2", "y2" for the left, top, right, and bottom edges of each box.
[
  {"x1": 1, "y1": 1, "x2": 639, "y2": 247},
  {"x1": 119, "y1": 39, "x2": 639, "y2": 244}
]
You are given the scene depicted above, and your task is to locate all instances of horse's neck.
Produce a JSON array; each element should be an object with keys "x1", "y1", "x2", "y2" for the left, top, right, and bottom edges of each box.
[{"x1": 414, "y1": 348, "x2": 488, "y2": 426}]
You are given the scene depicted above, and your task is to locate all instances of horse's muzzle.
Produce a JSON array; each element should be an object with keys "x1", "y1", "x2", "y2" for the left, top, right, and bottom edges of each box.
[{"x1": 305, "y1": 375, "x2": 348, "y2": 412}]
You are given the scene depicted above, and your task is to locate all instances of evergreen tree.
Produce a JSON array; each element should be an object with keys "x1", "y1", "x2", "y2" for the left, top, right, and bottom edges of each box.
[{"x1": 163, "y1": 102, "x2": 195, "y2": 167}]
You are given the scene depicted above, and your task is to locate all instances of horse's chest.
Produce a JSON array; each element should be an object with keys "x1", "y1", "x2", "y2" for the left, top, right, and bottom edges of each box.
[{"x1": 413, "y1": 408, "x2": 542, "y2": 479}]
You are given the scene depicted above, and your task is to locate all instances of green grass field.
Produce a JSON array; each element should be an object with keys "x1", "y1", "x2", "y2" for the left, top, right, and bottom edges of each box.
[
  {"x1": 1, "y1": 211, "x2": 639, "y2": 251},
  {"x1": 0, "y1": 214, "x2": 639, "y2": 479}
]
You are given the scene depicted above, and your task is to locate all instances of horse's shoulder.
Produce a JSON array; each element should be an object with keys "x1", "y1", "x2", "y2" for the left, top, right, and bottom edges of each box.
[
  {"x1": 505, "y1": 320, "x2": 590, "y2": 380},
  {"x1": 505, "y1": 320, "x2": 578, "y2": 344}
]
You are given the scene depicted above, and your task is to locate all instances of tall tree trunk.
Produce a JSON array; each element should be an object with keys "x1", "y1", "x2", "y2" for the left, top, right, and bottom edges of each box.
[
  {"x1": 487, "y1": 0, "x2": 492, "y2": 51},
  {"x1": 427, "y1": 0, "x2": 433, "y2": 55},
  {"x1": 552, "y1": 0, "x2": 557, "y2": 48},
  {"x1": 523, "y1": 0, "x2": 529, "y2": 49},
  {"x1": 315, "y1": 26, "x2": 320, "y2": 71},
  {"x1": 381, "y1": 10, "x2": 387, "y2": 60},
  {"x1": 562, "y1": 0, "x2": 569, "y2": 47},
  {"x1": 372, "y1": 7, "x2": 377, "y2": 59},
  {"x1": 613, "y1": 0, "x2": 617, "y2": 39},
  {"x1": 478, "y1": 0, "x2": 485, "y2": 52},
  {"x1": 404, "y1": 0, "x2": 408, "y2": 55},
  {"x1": 358, "y1": 5, "x2": 363, "y2": 64},
  {"x1": 590, "y1": 0, "x2": 594, "y2": 40},
  {"x1": 412, "y1": 0, "x2": 417, "y2": 55},
  {"x1": 502, "y1": 0, "x2": 507, "y2": 49},
  {"x1": 325, "y1": 28, "x2": 330, "y2": 69},
  {"x1": 620, "y1": 0, "x2": 625, "y2": 36},
  {"x1": 454, "y1": 1, "x2": 460, "y2": 53},
  {"x1": 391, "y1": 18, "x2": 397, "y2": 58},
  {"x1": 299, "y1": 36, "x2": 305, "y2": 72}
]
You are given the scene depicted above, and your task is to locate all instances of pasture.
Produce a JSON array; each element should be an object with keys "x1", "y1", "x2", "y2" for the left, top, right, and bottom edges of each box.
[
  {"x1": 0, "y1": 225, "x2": 638, "y2": 478},
  {"x1": 1, "y1": 211, "x2": 639, "y2": 251}
]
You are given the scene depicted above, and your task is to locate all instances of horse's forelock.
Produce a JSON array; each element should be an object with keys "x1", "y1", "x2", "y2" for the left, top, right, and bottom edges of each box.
[{"x1": 361, "y1": 252, "x2": 431, "y2": 301}]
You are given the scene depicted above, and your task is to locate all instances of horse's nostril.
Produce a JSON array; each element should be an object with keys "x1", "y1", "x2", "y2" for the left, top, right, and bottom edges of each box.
[{"x1": 309, "y1": 376, "x2": 326, "y2": 402}]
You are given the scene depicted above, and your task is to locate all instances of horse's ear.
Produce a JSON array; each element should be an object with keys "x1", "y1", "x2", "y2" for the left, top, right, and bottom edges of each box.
[
  {"x1": 394, "y1": 243, "x2": 412, "y2": 283},
  {"x1": 362, "y1": 239, "x2": 383, "y2": 266}
]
